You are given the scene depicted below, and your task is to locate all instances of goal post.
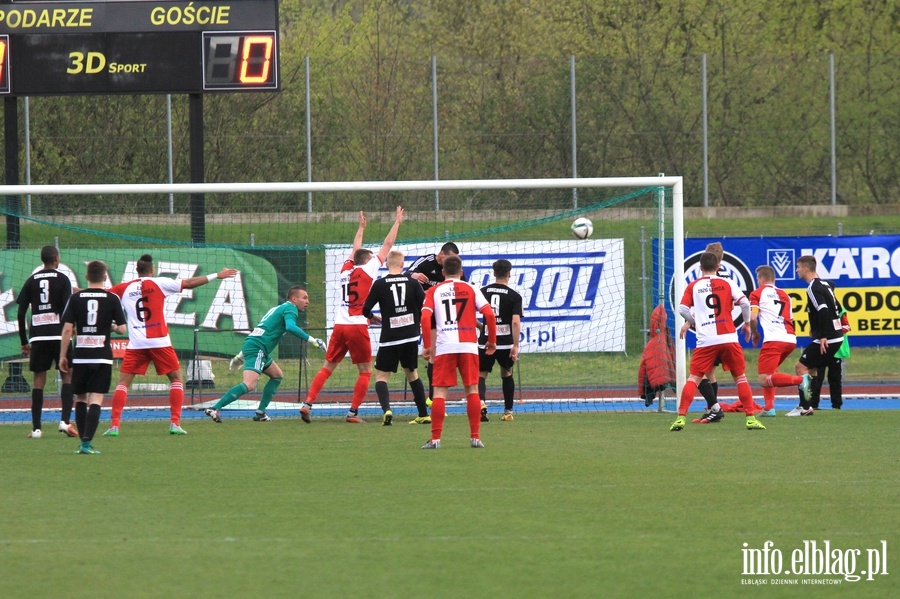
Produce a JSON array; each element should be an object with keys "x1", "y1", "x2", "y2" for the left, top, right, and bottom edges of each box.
[{"x1": 0, "y1": 176, "x2": 685, "y2": 420}]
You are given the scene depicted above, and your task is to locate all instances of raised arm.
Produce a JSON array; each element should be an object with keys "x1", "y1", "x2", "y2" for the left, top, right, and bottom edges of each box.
[
  {"x1": 348, "y1": 211, "x2": 367, "y2": 261},
  {"x1": 376, "y1": 206, "x2": 404, "y2": 263}
]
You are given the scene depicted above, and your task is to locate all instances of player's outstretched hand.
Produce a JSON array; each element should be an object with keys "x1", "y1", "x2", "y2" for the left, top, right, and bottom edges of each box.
[
  {"x1": 311, "y1": 337, "x2": 327, "y2": 351},
  {"x1": 395, "y1": 205, "x2": 404, "y2": 223},
  {"x1": 217, "y1": 268, "x2": 238, "y2": 279}
]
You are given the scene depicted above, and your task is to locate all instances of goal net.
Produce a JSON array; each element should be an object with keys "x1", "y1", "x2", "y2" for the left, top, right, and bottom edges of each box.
[{"x1": 0, "y1": 177, "x2": 685, "y2": 422}]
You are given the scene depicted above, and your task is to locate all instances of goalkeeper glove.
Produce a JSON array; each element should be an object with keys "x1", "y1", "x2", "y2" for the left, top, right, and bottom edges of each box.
[{"x1": 311, "y1": 337, "x2": 326, "y2": 351}]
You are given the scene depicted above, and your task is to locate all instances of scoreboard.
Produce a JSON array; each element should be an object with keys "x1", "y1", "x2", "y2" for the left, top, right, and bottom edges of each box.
[{"x1": 0, "y1": 0, "x2": 280, "y2": 95}]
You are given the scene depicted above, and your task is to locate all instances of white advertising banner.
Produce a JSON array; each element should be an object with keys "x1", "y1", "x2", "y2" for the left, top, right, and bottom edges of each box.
[{"x1": 325, "y1": 240, "x2": 625, "y2": 353}]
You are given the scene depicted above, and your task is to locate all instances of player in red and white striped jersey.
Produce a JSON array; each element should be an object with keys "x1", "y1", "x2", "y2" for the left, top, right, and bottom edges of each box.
[
  {"x1": 748, "y1": 265, "x2": 805, "y2": 415},
  {"x1": 302, "y1": 207, "x2": 404, "y2": 423},
  {"x1": 420, "y1": 255, "x2": 497, "y2": 449},
  {"x1": 670, "y1": 251, "x2": 764, "y2": 431},
  {"x1": 104, "y1": 254, "x2": 237, "y2": 436}
]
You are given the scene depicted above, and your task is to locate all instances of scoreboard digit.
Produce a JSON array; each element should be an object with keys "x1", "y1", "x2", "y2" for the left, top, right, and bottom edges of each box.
[{"x1": 203, "y1": 32, "x2": 277, "y2": 90}]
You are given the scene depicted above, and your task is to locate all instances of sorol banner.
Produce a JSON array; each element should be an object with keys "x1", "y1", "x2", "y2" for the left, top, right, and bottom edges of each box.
[
  {"x1": 0, "y1": 248, "x2": 279, "y2": 359},
  {"x1": 667, "y1": 236, "x2": 900, "y2": 348},
  {"x1": 325, "y1": 240, "x2": 625, "y2": 353}
]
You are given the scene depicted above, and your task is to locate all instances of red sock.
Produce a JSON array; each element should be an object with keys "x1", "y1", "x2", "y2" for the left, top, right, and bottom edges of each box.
[
  {"x1": 111, "y1": 385, "x2": 128, "y2": 427},
  {"x1": 430, "y1": 397, "x2": 445, "y2": 440},
  {"x1": 169, "y1": 381, "x2": 184, "y2": 425},
  {"x1": 467, "y1": 393, "x2": 481, "y2": 438},
  {"x1": 350, "y1": 372, "x2": 371, "y2": 411},
  {"x1": 736, "y1": 376, "x2": 755, "y2": 416},
  {"x1": 678, "y1": 380, "x2": 698, "y2": 416},
  {"x1": 306, "y1": 368, "x2": 332, "y2": 404},
  {"x1": 769, "y1": 373, "x2": 801, "y2": 387},
  {"x1": 762, "y1": 387, "x2": 775, "y2": 410}
]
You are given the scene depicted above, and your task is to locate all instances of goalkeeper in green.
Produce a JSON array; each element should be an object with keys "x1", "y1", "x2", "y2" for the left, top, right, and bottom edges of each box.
[{"x1": 205, "y1": 286, "x2": 326, "y2": 422}]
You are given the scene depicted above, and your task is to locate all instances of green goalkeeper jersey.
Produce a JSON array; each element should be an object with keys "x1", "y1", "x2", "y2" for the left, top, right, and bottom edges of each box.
[{"x1": 246, "y1": 301, "x2": 310, "y2": 354}]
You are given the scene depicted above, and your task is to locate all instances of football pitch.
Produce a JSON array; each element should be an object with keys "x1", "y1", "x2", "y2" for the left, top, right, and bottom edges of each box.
[{"x1": 2, "y1": 412, "x2": 898, "y2": 598}]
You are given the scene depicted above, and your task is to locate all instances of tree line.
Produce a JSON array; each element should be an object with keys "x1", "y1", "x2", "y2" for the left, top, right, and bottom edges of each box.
[{"x1": 5, "y1": 0, "x2": 897, "y2": 212}]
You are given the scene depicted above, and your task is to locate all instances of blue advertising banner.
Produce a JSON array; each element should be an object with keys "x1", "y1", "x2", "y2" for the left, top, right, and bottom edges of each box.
[{"x1": 657, "y1": 235, "x2": 900, "y2": 348}]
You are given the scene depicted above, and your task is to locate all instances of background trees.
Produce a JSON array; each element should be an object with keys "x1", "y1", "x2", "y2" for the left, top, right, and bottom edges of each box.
[{"x1": 7, "y1": 0, "x2": 898, "y2": 208}]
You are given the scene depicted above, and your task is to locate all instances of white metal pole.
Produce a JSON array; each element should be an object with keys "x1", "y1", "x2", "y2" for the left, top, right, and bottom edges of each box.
[
  {"x1": 0, "y1": 176, "x2": 685, "y2": 196},
  {"x1": 672, "y1": 178, "x2": 686, "y2": 398}
]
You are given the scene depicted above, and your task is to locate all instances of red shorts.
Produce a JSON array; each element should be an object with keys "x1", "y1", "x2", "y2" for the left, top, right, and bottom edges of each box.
[
  {"x1": 325, "y1": 324, "x2": 372, "y2": 365},
  {"x1": 757, "y1": 340, "x2": 797, "y2": 375},
  {"x1": 120, "y1": 346, "x2": 180, "y2": 376},
  {"x1": 689, "y1": 343, "x2": 746, "y2": 378},
  {"x1": 432, "y1": 353, "x2": 480, "y2": 387}
]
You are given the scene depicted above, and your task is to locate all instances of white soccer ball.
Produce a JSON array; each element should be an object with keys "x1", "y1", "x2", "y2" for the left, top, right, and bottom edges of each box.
[{"x1": 571, "y1": 217, "x2": 593, "y2": 239}]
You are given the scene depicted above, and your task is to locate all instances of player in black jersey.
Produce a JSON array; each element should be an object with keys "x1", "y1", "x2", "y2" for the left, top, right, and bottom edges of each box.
[
  {"x1": 405, "y1": 242, "x2": 462, "y2": 290},
  {"x1": 788, "y1": 255, "x2": 847, "y2": 417},
  {"x1": 16, "y1": 246, "x2": 75, "y2": 439},
  {"x1": 59, "y1": 261, "x2": 127, "y2": 454},
  {"x1": 405, "y1": 242, "x2": 462, "y2": 403},
  {"x1": 477, "y1": 260, "x2": 523, "y2": 421},
  {"x1": 363, "y1": 251, "x2": 428, "y2": 425}
]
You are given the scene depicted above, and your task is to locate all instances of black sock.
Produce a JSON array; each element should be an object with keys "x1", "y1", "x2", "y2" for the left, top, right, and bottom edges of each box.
[
  {"x1": 60, "y1": 383, "x2": 74, "y2": 424},
  {"x1": 85, "y1": 404, "x2": 101, "y2": 442},
  {"x1": 478, "y1": 377, "x2": 486, "y2": 403},
  {"x1": 75, "y1": 402, "x2": 88, "y2": 441},
  {"x1": 502, "y1": 376, "x2": 515, "y2": 411},
  {"x1": 31, "y1": 388, "x2": 44, "y2": 430},
  {"x1": 828, "y1": 361, "x2": 842, "y2": 408},
  {"x1": 409, "y1": 378, "x2": 427, "y2": 417},
  {"x1": 711, "y1": 381, "x2": 718, "y2": 400},
  {"x1": 426, "y1": 362, "x2": 434, "y2": 400},
  {"x1": 375, "y1": 381, "x2": 390, "y2": 412},
  {"x1": 810, "y1": 374, "x2": 824, "y2": 409},
  {"x1": 697, "y1": 379, "x2": 716, "y2": 409}
]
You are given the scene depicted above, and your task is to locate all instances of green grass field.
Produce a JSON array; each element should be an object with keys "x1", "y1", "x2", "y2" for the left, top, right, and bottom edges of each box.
[{"x1": 2, "y1": 412, "x2": 897, "y2": 598}]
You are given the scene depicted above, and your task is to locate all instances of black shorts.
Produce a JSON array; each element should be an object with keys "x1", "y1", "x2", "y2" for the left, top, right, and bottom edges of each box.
[
  {"x1": 375, "y1": 342, "x2": 420, "y2": 373},
  {"x1": 799, "y1": 340, "x2": 843, "y2": 370},
  {"x1": 479, "y1": 347, "x2": 514, "y2": 373},
  {"x1": 29, "y1": 340, "x2": 70, "y2": 372},
  {"x1": 71, "y1": 363, "x2": 113, "y2": 395}
]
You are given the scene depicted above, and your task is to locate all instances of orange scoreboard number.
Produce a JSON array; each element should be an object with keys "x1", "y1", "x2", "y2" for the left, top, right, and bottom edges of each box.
[{"x1": 202, "y1": 32, "x2": 277, "y2": 90}]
